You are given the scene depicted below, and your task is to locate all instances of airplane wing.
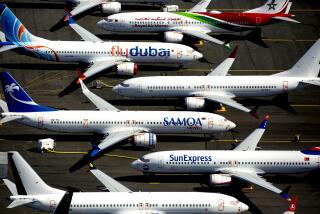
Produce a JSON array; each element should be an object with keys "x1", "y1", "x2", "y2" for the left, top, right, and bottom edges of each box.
[
  {"x1": 69, "y1": 0, "x2": 102, "y2": 17},
  {"x1": 65, "y1": 11, "x2": 103, "y2": 42},
  {"x1": 233, "y1": 115, "x2": 268, "y2": 151},
  {"x1": 173, "y1": 28, "x2": 226, "y2": 46},
  {"x1": 188, "y1": 0, "x2": 211, "y2": 12},
  {"x1": 69, "y1": 128, "x2": 146, "y2": 172},
  {"x1": 220, "y1": 168, "x2": 288, "y2": 197},
  {"x1": 193, "y1": 92, "x2": 252, "y2": 113},
  {"x1": 79, "y1": 79, "x2": 120, "y2": 111},
  {"x1": 89, "y1": 165, "x2": 132, "y2": 192},
  {"x1": 208, "y1": 47, "x2": 238, "y2": 76},
  {"x1": 83, "y1": 60, "x2": 120, "y2": 79}
]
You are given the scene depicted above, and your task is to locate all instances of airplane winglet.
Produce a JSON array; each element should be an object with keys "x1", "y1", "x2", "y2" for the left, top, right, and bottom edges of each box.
[
  {"x1": 229, "y1": 46, "x2": 238, "y2": 58},
  {"x1": 258, "y1": 114, "x2": 269, "y2": 129},
  {"x1": 63, "y1": 8, "x2": 74, "y2": 24},
  {"x1": 76, "y1": 69, "x2": 86, "y2": 84},
  {"x1": 280, "y1": 186, "x2": 291, "y2": 199},
  {"x1": 287, "y1": 196, "x2": 298, "y2": 212}
]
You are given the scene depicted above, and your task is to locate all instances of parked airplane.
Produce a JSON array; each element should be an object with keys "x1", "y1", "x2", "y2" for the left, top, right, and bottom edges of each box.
[
  {"x1": 98, "y1": 0, "x2": 299, "y2": 47},
  {"x1": 3, "y1": 151, "x2": 249, "y2": 213},
  {"x1": 113, "y1": 39, "x2": 320, "y2": 116},
  {"x1": 0, "y1": 4, "x2": 202, "y2": 96},
  {"x1": 0, "y1": 71, "x2": 235, "y2": 172},
  {"x1": 44, "y1": 0, "x2": 176, "y2": 17},
  {"x1": 132, "y1": 115, "x2": 320, "y2": 198}
]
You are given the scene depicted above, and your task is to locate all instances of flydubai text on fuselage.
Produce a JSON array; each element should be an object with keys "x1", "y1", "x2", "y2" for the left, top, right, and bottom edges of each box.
[{"x1": 133, "y1": 150, "x2": 320, "y2": 174}]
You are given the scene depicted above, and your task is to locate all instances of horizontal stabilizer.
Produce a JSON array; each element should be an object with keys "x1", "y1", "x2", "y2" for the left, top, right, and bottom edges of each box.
[
  {"x1": 0, "y1": 44, "x2": 18, "y2": 52},
  {"x1": 3, "y1": 179, "x2": 18, "y2": 196},
  {"x1": 7, "y1": 198, "x2": 33, "y2": 208},
  {"x1": 299, "y1": 79, "x2": 320, "y2": 87},
  {"x1": 0, "y1": 115, "x2": 23, "y2": 124},
  {"x1": 272, "y1": 16, "x2": 300, "y2": 23},
  {"x1": 0, "y1": 99, "x2": 8, "y2": 112}
]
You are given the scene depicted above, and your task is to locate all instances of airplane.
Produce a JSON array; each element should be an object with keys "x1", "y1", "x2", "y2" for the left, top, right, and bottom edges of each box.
[
  {"x1": 3, "y1": 151, "x2": 249, "y2": 213},
  {"x1": 283, "y1": 196, "x2": 298, "y2": 214},
  {"x1": 0, "y1": 4, "x2": 203, "y2": 96},
  {"x1": 131, "y1": 115, "x2": 320, "y2": 198},
  {"x1": 97, "y1": 0, "x2": 300, "y2": 47},
  {"x1": 0, "y1": 71, "x2": 235, "y2": 172},
  {"x1": 44, "y1": 0, "x2": 177, "y2": 18},
  {"x1": 113, "y1": 39, "x2": 320, "y2": 116}
]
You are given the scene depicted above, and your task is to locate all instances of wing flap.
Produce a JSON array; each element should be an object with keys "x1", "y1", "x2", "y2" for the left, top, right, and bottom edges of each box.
[
  {"x1": 174, "y1": 28, "x2": 225, "y2": 46},
  {"x1": 83, "y1": 60, "x2": 118, "y2": 79},
  {"x1": 79, "y1": 80, "x2": 120, "y2": 111},
  {"x1": 70, "y1": 0, "x2": 102, "y2": 17}
]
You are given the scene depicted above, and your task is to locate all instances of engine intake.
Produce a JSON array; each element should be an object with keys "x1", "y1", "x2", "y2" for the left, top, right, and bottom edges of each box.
[
  {"x1": 209, "y1": 174, "x2": 232, "y2": 186},
  {"x1": 116, "y1": 63, "x2": 138, "y2": 76},
  {"x1": 185, "y1": 97, "x2": 206, "y2": 110},
  {"x1": 164, "y1": 31, "x2": 183, "y2": 43},
  {"x1": 133, "y1": 133, "x2": 157, "y2": 148},
  {"x1": 101, "y1": 2, "x2": 121, "y2": 14},
  {"x1": 162, "y1": 5, "x2": 179, "y2": 12}
]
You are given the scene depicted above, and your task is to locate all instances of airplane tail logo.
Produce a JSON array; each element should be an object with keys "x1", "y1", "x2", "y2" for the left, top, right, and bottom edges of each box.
[
  {"x1": 0, "y1": 71, "x2": 56, "y2": 112},
  {"x1": 244, "y1": 0, "x2": 291, "y2": 14},
  {"x1": 0, "y1": 4, "x2": 41, "y2": 44}
]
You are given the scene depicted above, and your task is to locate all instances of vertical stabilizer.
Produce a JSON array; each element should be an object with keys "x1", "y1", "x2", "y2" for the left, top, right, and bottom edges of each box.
[
  {"x1": 0, "y1": 4, "x2": 46, "y2": 44},
  {"x1": 244, "y1": 0, "x2": 291, "y2": 14},
  {"x1": 272, "y1": 39, "x2": 320, "y2": 77},
  {"x1": 8, "y1": 151, "x2": 63, "y2": 195}
]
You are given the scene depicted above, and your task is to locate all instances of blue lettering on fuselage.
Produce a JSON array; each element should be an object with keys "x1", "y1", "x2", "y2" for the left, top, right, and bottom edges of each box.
[
  {"x1": 163, "y1": 117, "x2": 202, "y2": 127},
  {"x1": 169, "y1": 154, "x2": 212, "y2": 163},
  {"x1": 111, "y1": 45, "x2": 171, "y2": 57}
]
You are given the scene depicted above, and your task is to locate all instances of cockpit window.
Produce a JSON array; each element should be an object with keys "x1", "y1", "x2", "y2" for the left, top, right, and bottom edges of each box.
[
  {"x1": 120, "y1": 83, "x2": 130, "y2": 87},
  {"x1": 139, "y1": 157, "x2": 150, "y2": 163}
]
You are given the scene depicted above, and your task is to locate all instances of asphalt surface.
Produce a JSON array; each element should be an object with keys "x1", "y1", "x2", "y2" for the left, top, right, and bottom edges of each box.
[{"x1": 0, "y1": 0, "x2": 319, "y2": 213}]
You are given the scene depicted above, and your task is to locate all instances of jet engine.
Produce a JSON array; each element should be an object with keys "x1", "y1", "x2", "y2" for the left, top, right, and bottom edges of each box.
[
  {"x1": 133, "y1": 133, "x2": 157, "y2": 148},
  {"x1": 101, "y1": 2, "x2": 121, "y2": 14},
  {"x1": 116, "y1": 63, "x2": 138, "y2": 76},
  {"x1": 209, "y1": 174, "x2": 232, "y2": 186},
  {"x1": 184, "y1": 97, "x2": 206, "y2": 110},
  {"x1": 162, "y1": 5, "x2": 179, "y2": 12},
  {"x1": 164, "y1": 31, "x2": 183, "y2": 43}
]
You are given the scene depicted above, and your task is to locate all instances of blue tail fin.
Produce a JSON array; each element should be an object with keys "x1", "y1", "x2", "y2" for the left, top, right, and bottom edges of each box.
[
  {"x1": 0, "y1": 4, "x2": 43, "y2": 44},
  {"x1": 0, "y1": 72, "x2": 56, "y2": 112}
]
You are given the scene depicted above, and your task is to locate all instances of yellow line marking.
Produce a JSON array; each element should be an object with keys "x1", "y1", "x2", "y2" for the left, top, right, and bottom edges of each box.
[
  {"x1": 45, "y1": 149, "x2": 137, "y2": 160},
  {"x1": 292, "y1": 104, "x2": 320, "y2": 107},
  {"x1": 149, "y1": 182, "x2": 160, "y2": 184},
  {"x1": 100, "y1": 80, "x2": 115, "y2": 88}
]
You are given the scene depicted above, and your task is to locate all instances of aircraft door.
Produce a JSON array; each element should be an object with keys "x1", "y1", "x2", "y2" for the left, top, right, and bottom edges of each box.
[
  {"x1": 138, "y1": 81, "x2": 142, "y2": 93},
  {"x1": 83, "y1": 119, "x2": 89, "y2": 128},
  {"x1": 208, "y1": 118, "x2": 214, "y2": 129},
  {"x1": 256, "y1": 17, "x2": 261, "y2": 25},
  {"x1": 177, "y1": 48, "x2": 182, "y2": 59},
  {"x1": 49, "y1": 200, "x2": 56, "y2": 212},
  {"x1": 38, "y1": 116, "x2": 44, "y2": 128},
  {"x1": 218, "y1": 199, "x2": 224, "y2": 211},
  {"x1": 283, "y1": 81, "x2": 288, "y2": 92},
  {"x1": 318, "y1": 156, "x2": 320, "y2": 168},
  {"x1": 158, "y1": 156, "x2": 164, "y2": 168}
]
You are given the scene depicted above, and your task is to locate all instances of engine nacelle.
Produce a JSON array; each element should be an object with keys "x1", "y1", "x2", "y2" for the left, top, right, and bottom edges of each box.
[
  {"x1": 133, "y1": 133, "x2": 157, "y2": 148},
  {"x1": 164, "y1": 31, "x2": 183, "y2": 43},
  {"x1": 116, "y1": 63, "x2": 138, "y2": 76},
  {"x1": 185, "y1": 97, "x2": 206, "y2": 110},
  {"x1": 101, "y1": 2, "x2": 121, "y2": 14},
  {"x1": 209, "y1": 174, "x2": 232, "y2": 186},
  {"x1": 162, "y1": 5, "x2": 179, "y2": 12}
]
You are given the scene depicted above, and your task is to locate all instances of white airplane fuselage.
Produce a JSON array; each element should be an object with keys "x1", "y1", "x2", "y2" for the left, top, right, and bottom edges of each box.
[
  {"x1": 17, "y1": 41, "x2": 201, "y2": 64},
  {"x1": 100, "y1": 12, "x2": 257, "y2": 34},
  {"x1": 113, "y1": 76, "x2": 310, "y2": 98},
  {"x1": 132, "y1": 150, "x2": 320, "y2": 174},
  {"x1": 3, "y1": 111, "x2": 233, "y2": 134},
  {"x1": 14, "y1": 192, "x2": 247, "y2": 213},
  {"x1": 46, "y1": 0, "x2": 171, "y2": 4}
]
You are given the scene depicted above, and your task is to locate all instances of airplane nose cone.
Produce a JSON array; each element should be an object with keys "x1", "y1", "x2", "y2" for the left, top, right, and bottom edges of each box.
[
  {"x1": 96, "y1": 20, "x2": 106, "y2": 29},
  {"x1": 227, "y1": 120, "x2": 236, "y2": 130},
  {"x1": 239, "y1": 202, "x2": 249, "y2": 212},
  {"x1": 112, "y1": 85, "x2": 119, "y2": 94},
  {"x1": 131, "y1": 160, "x2": 139, "y2": 170},
  {"x1": 194, "y1": 51, "x2": 203, "y2": 60}
]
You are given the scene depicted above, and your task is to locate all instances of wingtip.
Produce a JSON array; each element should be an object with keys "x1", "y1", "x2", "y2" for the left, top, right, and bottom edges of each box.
[
  {"x1": 258, "y1": 114, "x2": 269, "y2": 129},
  {"x1": 280, "y1": 186, "x2": 291, "y2": 199},
  {"x1": 63, "y1": 7, "x2": 74, "y2": 24},
  {"x1": 229, "y1": 46, "x2": 238, "y2": 58}
]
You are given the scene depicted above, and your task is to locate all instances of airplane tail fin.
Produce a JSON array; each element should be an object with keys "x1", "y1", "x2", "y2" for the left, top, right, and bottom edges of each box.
[
  {"x1": 283, "y1": 196, "x2": 298, "y2": 214},
  {"x1": 6, "y1": 151, "x2": 63, "y2": 196},
  {"x1": 0, "y1": 71, "x2": 56, "y2": 112},
  {"x1": 0, "y1": 4, "x2": 46, "y2": 45},
  {"x1": 244, "y1": 0, "x2": 291, "y2": 14},
  {"x1": 272, "y1": 39, "x2": 320, "y2": 77}
]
